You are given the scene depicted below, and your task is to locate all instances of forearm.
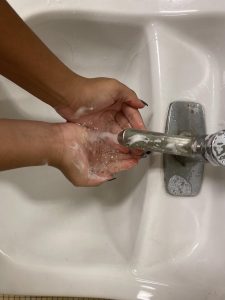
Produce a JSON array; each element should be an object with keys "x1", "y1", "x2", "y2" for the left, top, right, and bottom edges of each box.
[
  {"x1": 0, "y1": 120, "x2": 58, "y2": 171},
  {"x1": 0, "y1": 0, "x2": 82, "y2": 109}
]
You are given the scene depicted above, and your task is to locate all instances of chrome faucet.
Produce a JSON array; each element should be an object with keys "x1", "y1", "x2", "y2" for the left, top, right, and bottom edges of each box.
[
  {"x1": 118, "y1": 128, "x2": 225, "y2": 167},
  {"x1": 117, "y1": 101, "x2": 225, "y2": 197}
]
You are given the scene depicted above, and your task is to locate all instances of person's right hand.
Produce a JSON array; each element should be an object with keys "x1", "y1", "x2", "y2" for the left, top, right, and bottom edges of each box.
[{"x1": 53, "y1": 122, "x2": 141, "y2": 187}]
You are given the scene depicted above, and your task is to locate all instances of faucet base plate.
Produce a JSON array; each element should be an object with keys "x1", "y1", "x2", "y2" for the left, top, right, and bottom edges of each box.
[{"x1": 164, "y1": 101, "x2": 206, "y2": 196}]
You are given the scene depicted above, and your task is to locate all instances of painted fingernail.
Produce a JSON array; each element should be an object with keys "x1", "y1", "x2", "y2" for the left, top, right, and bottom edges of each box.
[
  {"x1": 140, "y1": 99, "x2": 149, "y2": 106},
  {"x1": 108, "y1": 178, "x2": 117, "y2": 181},
  {"x1": 141, "y1": 151, "x2": 151, "y2": 158}
]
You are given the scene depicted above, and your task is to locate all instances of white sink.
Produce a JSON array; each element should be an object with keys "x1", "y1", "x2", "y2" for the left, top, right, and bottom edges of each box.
[{"x1": 1, "y1": 0, "x2": 225, "y2": 299}]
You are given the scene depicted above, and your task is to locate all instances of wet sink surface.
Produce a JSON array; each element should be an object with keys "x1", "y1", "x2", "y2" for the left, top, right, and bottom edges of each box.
[{"x1": 1, "y1": 1, "x2": 225, "y2": 299}]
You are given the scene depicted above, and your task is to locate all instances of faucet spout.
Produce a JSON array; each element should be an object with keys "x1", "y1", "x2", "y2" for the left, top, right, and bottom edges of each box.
[
  {"x1": 118, "y1": 129, "x2": 203, "y2": 158},
  {"x1": 118, "y1": 128, "x2": 225, "y2": 167}
]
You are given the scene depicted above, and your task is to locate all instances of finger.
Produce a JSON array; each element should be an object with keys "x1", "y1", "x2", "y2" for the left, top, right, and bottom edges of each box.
[
  {"x1": 125, "y1": 98, "x2": 146, "y2": 109},
  {"x1": 100, "y1": 119, "x2": 122, "y2": 135},
  {"x1": 115, "y1": 111, "x2": 131, "y2": 129},
  {"x1": 86, "y1": 171, "x2": 112, "y2": 187},
  {"x1": 130, "y1": 149, "x2": 144, "y2": 156},
  {"x1": 118, "y1": 83, "x2": 145, "y2": 109},
  {"x1": 106, "y1": 151, "x2": 142, "y2": 161},
  {"x1": 122, "y1": 104, "x2": 146, "y2": 129},
  {"x1": 110, "y1": 143, "x2": 130, "y2": 154},
  {"x1": 98, "y1": 131, "x2": 130, "y2": 154},
  {"x1": 108, "y1": 158, "x2": 138, "y2": 174}
]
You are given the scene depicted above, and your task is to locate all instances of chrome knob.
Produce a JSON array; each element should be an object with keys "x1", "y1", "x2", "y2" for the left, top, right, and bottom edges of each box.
[{"x1": 204, "y1": 130, "x2": 225, "y2": 166}]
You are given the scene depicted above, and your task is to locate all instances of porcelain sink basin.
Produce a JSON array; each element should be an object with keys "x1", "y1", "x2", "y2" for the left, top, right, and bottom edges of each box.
[{"x1": 1, "y1": 1, "x2": 225, "y2": 299}]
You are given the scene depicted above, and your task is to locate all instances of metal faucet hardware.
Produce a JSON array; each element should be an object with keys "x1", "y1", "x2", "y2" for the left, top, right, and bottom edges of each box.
[{"x1": 118, "y1": 101, "x2": 223, "y2": 196}]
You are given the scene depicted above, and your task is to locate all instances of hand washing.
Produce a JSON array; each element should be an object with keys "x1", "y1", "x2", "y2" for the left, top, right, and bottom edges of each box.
[{"x1": 0, "y1": 0, "x2": 148, "y2": 187}]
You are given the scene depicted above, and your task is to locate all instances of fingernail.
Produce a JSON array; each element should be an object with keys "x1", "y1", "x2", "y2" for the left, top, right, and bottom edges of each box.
[
  {"x1": 141, "y1": 151, "x2": 151, "y2": 158},
  {"x1": 108, "y1": 178, "x2": 117, "y2": 181},
  {"x1": 140, "y1": 99, "x2": 149, "y2": 106}
]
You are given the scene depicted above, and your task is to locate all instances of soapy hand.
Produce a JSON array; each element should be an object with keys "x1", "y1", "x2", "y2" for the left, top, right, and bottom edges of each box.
[
  {"x1": 55, "y1": 77, "x2": 147, "y2": 127},
  {"x1": 54, "y1": 122, "x2": 142, "y2": 187},
  {"x1": 54, "y1": 91, "x2": 146, "y2": 186}
]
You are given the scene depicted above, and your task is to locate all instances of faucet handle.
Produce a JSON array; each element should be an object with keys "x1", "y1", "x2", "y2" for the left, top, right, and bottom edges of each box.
[{"x1": 204, "y1": 130, "x2": 225, "y2": 166}]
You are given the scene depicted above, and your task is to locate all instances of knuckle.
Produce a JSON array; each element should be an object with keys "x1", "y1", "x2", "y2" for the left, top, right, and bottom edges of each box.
[{"x1": 109, "y1": 78, "x2": 120, "y2": 89}]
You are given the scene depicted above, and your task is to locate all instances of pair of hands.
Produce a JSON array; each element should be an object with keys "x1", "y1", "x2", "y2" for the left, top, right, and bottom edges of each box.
[
  {"x1": 53, "y1": 77, "x2": 146, "y2": 186},
  {"x1": 0, "y1": 1, "x2": 147, "y2": 187}
]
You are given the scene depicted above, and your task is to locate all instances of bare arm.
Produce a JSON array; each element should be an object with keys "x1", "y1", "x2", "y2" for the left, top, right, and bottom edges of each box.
[
  {"x1": 0, "y1": 1, "x2": 146, "y2": 186},
  {"x1": 0, "y1": 0, "x2": 80, "y2": 109},
  {"x1": 0, "y1": 118, "x2": 141, "y2": 186},
  {"x1": 0, "y1": 0, "x2": 146, "y2": 124},
  {"x1": 0, "y1": 120, "x2": 58, "y2": 170}
]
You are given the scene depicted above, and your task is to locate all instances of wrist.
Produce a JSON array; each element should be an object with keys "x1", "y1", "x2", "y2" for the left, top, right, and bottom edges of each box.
[
  {"x1": 44, "y1": 123, "x2": 64, "y2": 168},
  {"x1": 0, "y1": 120, "x2": 62, "y2": 171},
  {"x1": 49, "y1": 122, "x2": 87, "y2": 171},
  {"x1": 21, "y1": 122, "x2": 61, "y2": 168},
  {"x1": 54, "y1": 73, "x2": 89, "y2": 121}
]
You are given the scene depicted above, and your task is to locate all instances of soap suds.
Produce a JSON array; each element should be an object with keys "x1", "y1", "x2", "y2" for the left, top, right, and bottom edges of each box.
[
  {"x1": 127, "y1": 134, "x2": 149, "y2": 145},
  {"x1": 166, "y1": 142, "x2": 177, "y2": 151},
  {"x1": 154, "y1": 139, "x2": 162, "y2": 143},
  {"x1": 87, "y1": 169, "x2": 108, "y2": 181},
  {"x1": 74, "y1": 106, "x2": 94, "y2": 119},
  {"x1": 69, "y1": 143, "x2": 85, "y2": 171},
  {"x1": 89, "y1": 131, "x2": 118, "y2": 144}
]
